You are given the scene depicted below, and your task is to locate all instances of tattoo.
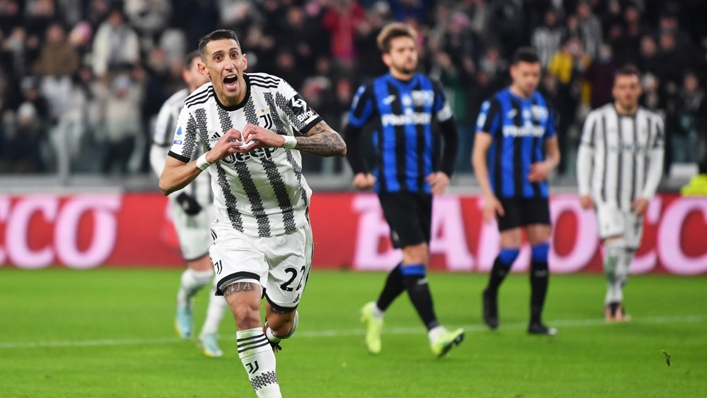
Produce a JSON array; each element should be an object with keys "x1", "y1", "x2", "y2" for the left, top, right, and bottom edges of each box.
[
  {"x1": 223, "y1": 282, "x2": 258, "y2": 298},
  {"x1": 295, "y1": 121, "x2": 347, "y2": 157}
]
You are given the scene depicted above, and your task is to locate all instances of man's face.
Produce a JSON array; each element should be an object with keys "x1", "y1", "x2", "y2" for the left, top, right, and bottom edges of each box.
[
  {"x1": 183, "y1": 56, "x2": 210, "y2": 91},
  {"x1": 613, "y1": 74, "x2": 642, "y2": 109},
  {"x1": 199, "y1": 39, "x2": 248, "y2": 101},
  {"x1": 510, "y1": 61, "x2": 541, "y2": 96},
  {"x1": 383, "y1": 36, "x2": 417, "y2": 75}
]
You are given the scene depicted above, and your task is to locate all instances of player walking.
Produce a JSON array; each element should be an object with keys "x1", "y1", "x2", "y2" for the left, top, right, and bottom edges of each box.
[
  {"x1": 344, "y1": 23, "x2": 464, "y2": 358},
  {"x1": 150, "y1": 50, "x2": 228, "y2": 357},
  {"x1": 159, "y1": 30, "x2": 346, "y2": 397},
  {"x1": 473, "y1": 48, "x2": 561, "y2": 335},
  {"x1": 577, "y1": 65, "x2": 664, "y2": 322}
]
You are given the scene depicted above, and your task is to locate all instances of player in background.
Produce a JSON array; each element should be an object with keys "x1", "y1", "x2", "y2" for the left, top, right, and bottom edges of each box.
[
  {"x1": 159, "y1": 30, "x2": 346, "y2": 398},
  {"x1": 577, "y1": 65, "x2": 664, "y2": 322},
  {"x1": 472, "y1": 47, "x2": 561, "y2": 335},
  {"x1": 150, "y1": 50, "x2": 228, "y2": 357},
  {"x1": 344, "y1": 23, "x2": 464, "y2": 358}
]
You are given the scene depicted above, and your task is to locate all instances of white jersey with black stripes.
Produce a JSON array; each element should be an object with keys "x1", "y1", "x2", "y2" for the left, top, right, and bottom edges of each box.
[
  {"x1": 577, "y1": 103, "x2": 665, "y2": 210},
  {"x1": 168, "y1": 73, "x2": 320, "y2": 238}
]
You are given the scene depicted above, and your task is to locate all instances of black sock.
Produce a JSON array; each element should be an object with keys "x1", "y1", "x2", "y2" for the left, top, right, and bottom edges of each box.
[
  {"x1": 375, "y1": 263, "x2": 405, "y2": 312},
  {"x1": 402, "y1": 265, "x2": 439, "y2": 330},
  {"x1": 530, "y1": 244, "x2": 550, "y2": 324},
  {"x1": 486, "y1": 248, "x2": 519, "y2": 295}
]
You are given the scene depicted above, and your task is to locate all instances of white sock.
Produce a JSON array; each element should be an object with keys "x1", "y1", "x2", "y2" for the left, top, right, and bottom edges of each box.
[
  {"x1": 428, "y1": 325, "x2": 446, "y2": 344},
  {"x1": 177, "y1": 269, "x2": 213, "y2": 307},
  {"x1": 604, "y1": 240, "x2": 629, "y2": 305},
  {"x1": 199, "y1": 280, "x2": 228, "y2": 337},
  {"x1": 371, "y1": 305, "x2": 384, "y2": 320},
  {"x1": 237, "y1": 328, "x2": 282, "y2": 398}
]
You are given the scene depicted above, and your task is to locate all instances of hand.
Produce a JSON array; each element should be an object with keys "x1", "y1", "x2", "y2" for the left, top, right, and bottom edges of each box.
[
  {"x1": 238, "y1": 123, "x2": 284, "y2": 152},
  {"x1": 632, "y1": 198, "x2": 649, "y2": 217},
  {"x1": 206, "y1": 128, "x2": 244, "y2": 163},
  {"x1": 483, "y1": 194, "x2": 505, "y2": 223},
  {"x1": 175, "y1": 192, "x2": 202, "y2": 215},
  {"x1": 353, "y1": 173, "x2": 376, "y2": 190},
  {"x1": 426, "y1": 172, "x2": 450, "y2": 196},
  {"x1": 579, "y1": 195, "x2": 594, "y2": 210},
  {"x1": 528, "y1": 161, "x2": 551, "y2": 182}
]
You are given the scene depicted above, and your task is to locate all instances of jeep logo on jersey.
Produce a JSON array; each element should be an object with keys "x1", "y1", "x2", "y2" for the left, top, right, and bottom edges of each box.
[{"x1": 222, "y1": 147, "x2": 276, "y2": 164}]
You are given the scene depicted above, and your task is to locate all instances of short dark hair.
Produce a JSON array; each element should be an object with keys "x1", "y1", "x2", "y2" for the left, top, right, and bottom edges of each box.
[
  {"x1": 512, "y1": 47, "x2": 540, "y2": 65},
  {"x1": 377, "y1": 23, "x2": 417, "y2": 53},
  {"x1": 184, "y1": 50, "x2": 201, "y2": 70},
  {"x1": 614, "y1": 64, "x2": 640, "y2": 81},
  {"x1": 198, "y1": 29, "x2": 241, "y2": 58}
]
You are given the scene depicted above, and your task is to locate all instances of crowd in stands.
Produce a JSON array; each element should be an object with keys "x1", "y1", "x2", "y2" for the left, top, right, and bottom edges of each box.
[{"x1": 0, "y1": 0, "x2": 705, "y2": 179}]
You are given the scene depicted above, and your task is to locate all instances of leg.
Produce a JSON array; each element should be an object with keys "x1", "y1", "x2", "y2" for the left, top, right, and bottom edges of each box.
[
  {"x1": 602, "y1": 236, "x2": 627, "y2": 321},
  {"x1": 224, "y1": 281, "x2": 282, "y2": 398},
  {"x1": 198, "y1": 276, "x2": 229, "y2": 357},
  {"x1": 263, "y1": 301, "x2": 299, "y2": 351},
  {"x1": 526, "y1": 224, "x2": 556, "y2": 334},
  {"x1": 175, "y1": 254, "x2": 214, "y2": 339},
  {"x1": 482, "y1": 228, "x2": 521, "y2": 329}
]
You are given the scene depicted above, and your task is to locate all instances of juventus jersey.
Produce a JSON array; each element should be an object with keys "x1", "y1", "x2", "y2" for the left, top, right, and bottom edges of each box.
[
  {"x1": 577, "y1": 103, "x2": 665, "y2": 209},
  {"x1": 168, "y1": 73, "x2": 321, "y2": 238},
  {"x1": 151, "y1": 88, "x2": 212, "y2": 203}
]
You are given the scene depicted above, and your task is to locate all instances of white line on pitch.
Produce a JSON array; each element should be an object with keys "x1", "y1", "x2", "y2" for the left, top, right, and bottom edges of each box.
[{"x1": 1, "y1": 315, "x2": 705, "y2": 349}]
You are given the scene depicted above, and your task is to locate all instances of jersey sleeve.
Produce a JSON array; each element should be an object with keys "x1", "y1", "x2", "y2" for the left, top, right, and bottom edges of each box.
[
  {"x1": 432, "y1": 80, "x2": 453, "y2": 122},
  {"x1": 347, "y1": 84, "x2": 376, "y2": 129},
  {"x1": 168, "y1": 106, "x2": 201, "y2": 163},
  {"x1": 475, "y1": 98, "x2": 501, "y2": 136},
  {"x1": 276, "y1": 78, "x2": 323, "y2": 135},
  {"x1": 152, "y1": 101, "x2": 177, "y2": 147},
  {"x1": 579, "y1": 112, "x2": 598, "y2": 148}
]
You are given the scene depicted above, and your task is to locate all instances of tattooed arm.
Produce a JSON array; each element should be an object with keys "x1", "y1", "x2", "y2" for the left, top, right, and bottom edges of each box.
[{"x1": 295, "y1": 120, "x2": 347, "y2": 157}]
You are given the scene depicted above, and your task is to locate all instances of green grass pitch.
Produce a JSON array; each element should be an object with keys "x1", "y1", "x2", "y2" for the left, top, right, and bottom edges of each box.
[{"x1": 0, "y1": 268, "x2": 705, "y2": 397}]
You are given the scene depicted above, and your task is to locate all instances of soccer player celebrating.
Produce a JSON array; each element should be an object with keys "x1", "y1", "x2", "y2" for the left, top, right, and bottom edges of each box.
[
  {"x1": 577, "y1": 65, "x2": 664, "y2": 322},
  {"x1": 473, "y1": 47, "x2": 561, "y2": 335},
  {"x1": 150, "y1": 50, "x2": 228, "y2": 357},
  {"x1": 159, "y1": 30, "x2": 346, "y2": 398},
  {"x1": 344, "y1": 23, "x2": 464, "y2": 357}
]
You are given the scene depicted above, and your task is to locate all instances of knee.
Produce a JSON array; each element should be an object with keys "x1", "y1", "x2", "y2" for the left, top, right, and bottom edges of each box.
[
  {"x1": 531, "y1": 243, "x2": 550, "y2": 265},
  {"x1": 498, "y1": 247, "x2": 520, "y2": 266},
  {"x1": 403, "y1": 243, "x2": 428, "y2": 264}
]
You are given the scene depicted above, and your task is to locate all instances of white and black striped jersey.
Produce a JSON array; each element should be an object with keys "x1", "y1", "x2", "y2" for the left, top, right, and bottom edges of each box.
[
  {"x1": 150, "y1": 88, "x2": 212, "y2": 204},
  {"x1": 577, "y1": 103, "x2": 665, "y2": 209},
  {"x1": 168, "y1": 73, "x2": 321, "y2": 238}
]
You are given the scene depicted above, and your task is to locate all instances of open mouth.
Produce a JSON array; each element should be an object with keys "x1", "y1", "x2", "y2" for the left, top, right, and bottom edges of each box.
[{"x1": 223, "y1": 74, "x2": 238, "y2": 90}]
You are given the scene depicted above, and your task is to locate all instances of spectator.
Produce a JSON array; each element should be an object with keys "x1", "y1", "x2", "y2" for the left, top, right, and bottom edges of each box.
[
  {"x1": 388, "y1": 0, "x2": 429, "y2": 25},
  {"x1": 2, "y1": 101, "x2": 46, "y2": 173},
  {"x1": 637, "y1": 35, "x2": 662, "y2": 77},
  {"x1": 0, "y1": 0, "x2": 21, "y2": 34},
  {"x1": 24, "y1": 0, "x2": 58, "y2": 39},
  {"x1": 583, "y1": 43, "x2": 618, "y2": 109},
  {"x1": 124, "y1": 0, "x2": 171, "y2": 42},
  {"x1": 611, "y1": 4, "x2": 643, "y2": 65},
  {"x1": 99, "y1": 74, "x2": 142, "y2": 174},
  {"x1": 34, "y1": 24, "x2": 79, "y2": 77},
  {"x1": 532, "y1": 8, "x2": 564, "y2": 68},
  {"x1": 91, "y1": 8, "x2": 140, "y2": 79},
  {"x1": 489, "y1": 0, "x2": 527, "y2": 59},
  {"x1": 576, "y1": 1, "x2": 602, "y2": 58},
  {"x1": 672, "y1": 72, "x2": 704, "y2": 163},
  {"x1": 656, "y1": 33, "x2": 688, "y2": 88},
  {"x1": 478, "y1": 46, "x2": 507, "y2": 83},
  {"x1": 354, "y1": 4, "x2": 388, "y2": 82},
  {"x1": 323, "y1": 0, "x2": 364, "y2": 65}
]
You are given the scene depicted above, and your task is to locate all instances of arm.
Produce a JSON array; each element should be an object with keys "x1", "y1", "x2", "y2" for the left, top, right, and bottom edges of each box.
[
  {"x1": 426, "y1": 118, "x2": 459, "y2": 195},
  {"x1": 640, "y1": 117, "x2": 665, "y2": 201},
  {"x1": 239, "y1": 120, "x2": 346, "y2": 157},
  {"x1": 577, "y1": 113, "x2": 596, "y2": 209},
  {"x1": 343, "y1": 124, "x2": 367, "y2": 174},
  {"x1": 472, "y1": 132, "x2": 504, "y2": 222},
  {"x1": 528, "y1": 136, "x2": 561, "y2": 182}
]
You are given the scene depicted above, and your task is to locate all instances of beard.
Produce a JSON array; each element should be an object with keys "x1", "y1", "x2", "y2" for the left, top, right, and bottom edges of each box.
[{"x1": 392, "y1": 63, "x2": 415, "y2": 76}]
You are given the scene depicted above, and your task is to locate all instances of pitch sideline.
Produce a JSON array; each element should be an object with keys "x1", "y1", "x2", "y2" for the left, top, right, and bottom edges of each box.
[{"x1": 1, "y1": 314, "x2": 705, "y2": 349}]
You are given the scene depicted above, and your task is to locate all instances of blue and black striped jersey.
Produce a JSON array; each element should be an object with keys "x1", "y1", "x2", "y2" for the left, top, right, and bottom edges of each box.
[
  {"x1": 347, "y1": 73, "x2": 454, "y2": 194},
  {"x1": 476, "y1": 88, "x2": 556, "y2": 199}
]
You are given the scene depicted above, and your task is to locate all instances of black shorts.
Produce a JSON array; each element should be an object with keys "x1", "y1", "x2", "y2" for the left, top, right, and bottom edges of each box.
[
  {"x1": 378, "y1": 192, "x2": 432, "y2": 249},
  {"x1": 497, "y1": 197, "x2": 551, "y2": 232}
]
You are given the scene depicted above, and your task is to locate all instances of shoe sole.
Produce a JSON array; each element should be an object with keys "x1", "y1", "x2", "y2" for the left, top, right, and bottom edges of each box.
[{"x1": 437, "y1": 332, "x2": 465, "y2": 358}]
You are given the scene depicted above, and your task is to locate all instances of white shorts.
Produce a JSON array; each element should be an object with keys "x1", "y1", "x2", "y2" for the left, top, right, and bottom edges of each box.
[
  {"x1": 596, "y1": 205, "x2": 644, "y2": 249},
  {"x1": 169, "y1": 195, "x2": 214, "y2": 261},
  {"x1": 209, "y1": 221, "x2": 313, "y2": 310}
]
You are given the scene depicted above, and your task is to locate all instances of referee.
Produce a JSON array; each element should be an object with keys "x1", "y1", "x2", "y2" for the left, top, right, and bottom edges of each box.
[
  {"x1": 472, "y1": 47, "x2": 561, "y2": 335},
  {"x1": 344, "y1": 22, "x2": 464, "y2": 357}
]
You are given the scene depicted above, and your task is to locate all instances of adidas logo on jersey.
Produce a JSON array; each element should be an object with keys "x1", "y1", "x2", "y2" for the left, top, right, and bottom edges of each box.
[{"x1": 210, "y1": 132, "x2": 221, "y2": 142}]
